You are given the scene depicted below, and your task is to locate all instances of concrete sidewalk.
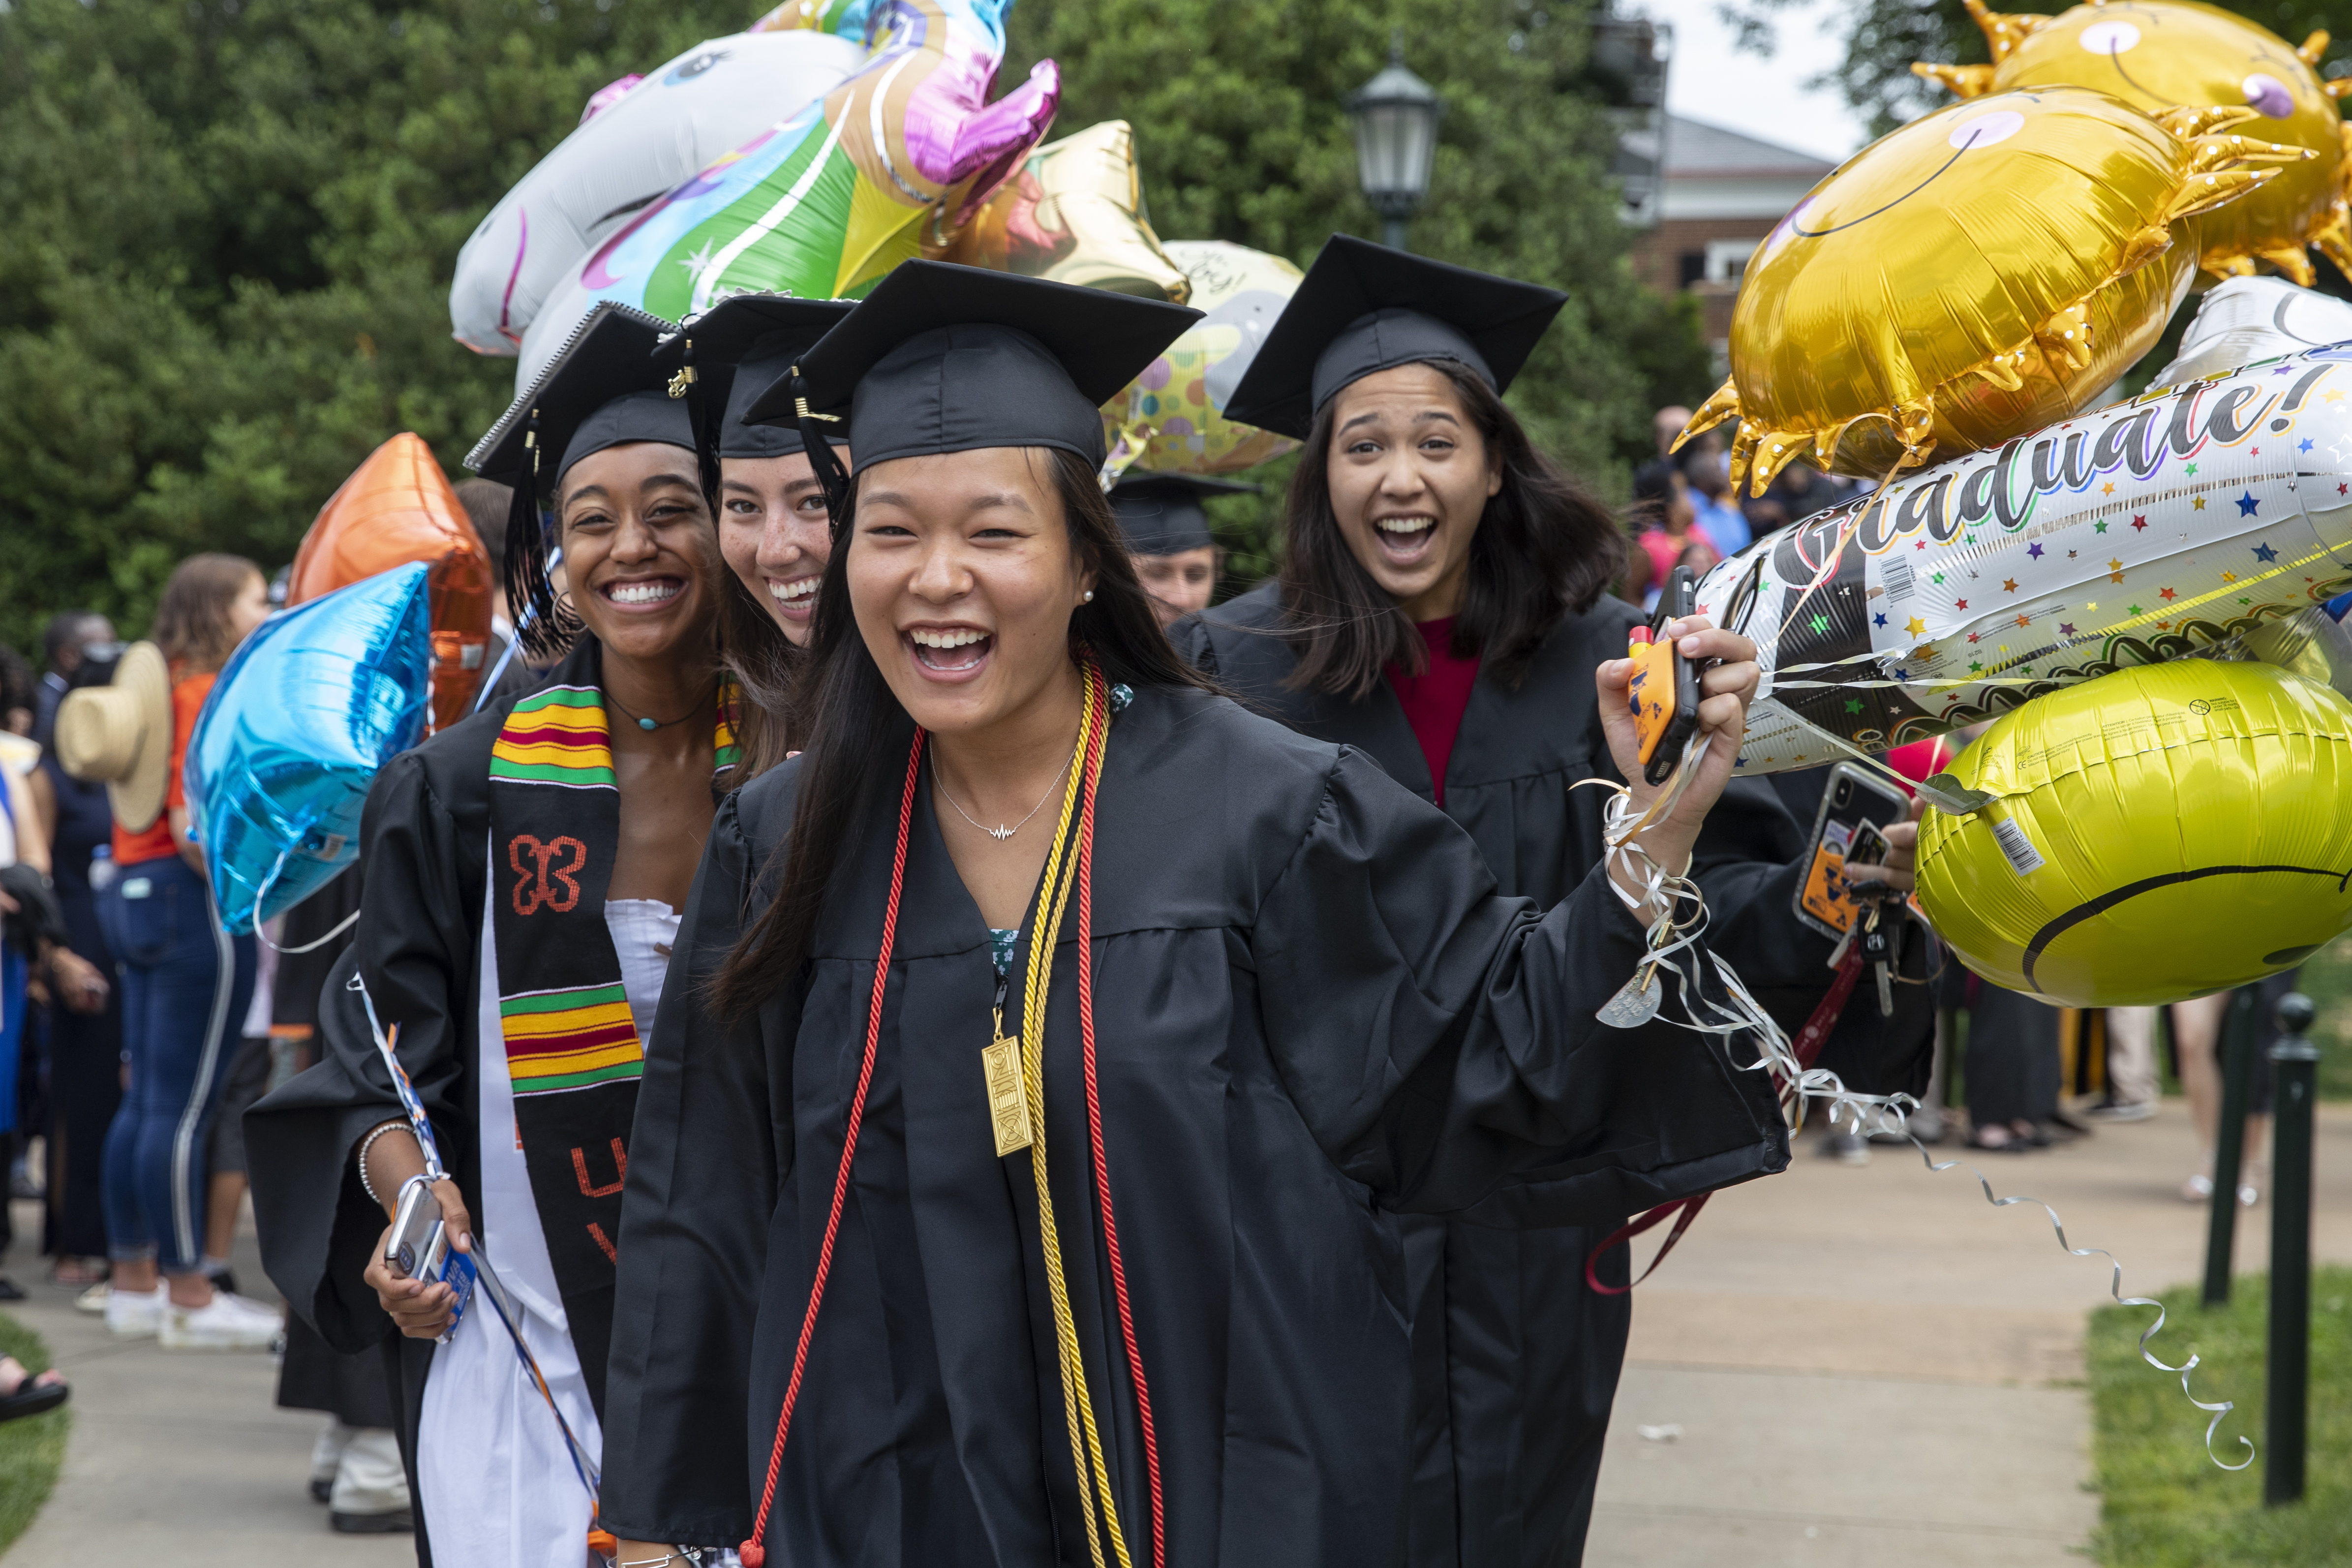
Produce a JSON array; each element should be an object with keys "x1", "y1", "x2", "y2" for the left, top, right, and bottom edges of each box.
[
  {"x1": 0, "y1": 1198, "x2": 409, "y2": 1566},
  {"x1": 1586, "y1": 1099, "x2": 2352, "y2": 1566}
]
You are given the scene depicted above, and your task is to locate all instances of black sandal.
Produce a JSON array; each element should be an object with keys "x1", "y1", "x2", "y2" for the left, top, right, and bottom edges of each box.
[{"x1": 0, "y1": 1357, "x2": 68, "y2": 1422}]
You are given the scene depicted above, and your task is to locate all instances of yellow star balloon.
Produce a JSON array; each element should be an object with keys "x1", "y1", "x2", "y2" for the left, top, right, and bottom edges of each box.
[
  {"x1": 1916, "y1": 0, "x2": 2352, "y2": 283},
  {"x1": 1680, "y1": 87, "x2": 2301, "y2": 493}
]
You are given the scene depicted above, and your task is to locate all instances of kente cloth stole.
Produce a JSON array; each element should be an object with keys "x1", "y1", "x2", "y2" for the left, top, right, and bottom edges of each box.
[{"x1": 486, "y1": 641, "x2": 739, "y2": 1347}]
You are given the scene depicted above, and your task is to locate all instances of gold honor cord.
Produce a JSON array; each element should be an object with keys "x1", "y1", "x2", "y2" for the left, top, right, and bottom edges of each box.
[{"x1": 1012, "y1": 675, "x2": 1135, "y2": 1568}]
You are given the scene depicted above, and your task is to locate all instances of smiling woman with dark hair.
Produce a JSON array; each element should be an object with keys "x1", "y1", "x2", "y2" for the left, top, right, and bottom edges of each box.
[
  {"x1": 598, "y1": 263, "x2": 1787, "y2": 1568},
  {"x1": 247, "y1": 303, "x2": 736, "y2": 1568},
  {"x1": 1176, "y1": 236, "x2": 1923, "y2": 1568},
  {"x1": 653, "y1": 293, "x2": 855, "y2": 778}
]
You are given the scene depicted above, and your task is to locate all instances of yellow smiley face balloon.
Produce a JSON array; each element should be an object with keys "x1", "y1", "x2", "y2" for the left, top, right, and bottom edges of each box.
[
  {"x1": 1917, "y1": 0, "x2": 2352, "y2": 283},
  {"x1": 1680, "y1": 87, "x2": 2302, "y2": 493},
  {"x1": 1915, "y1": 659, "x2": 2352, "y2": 1007}
]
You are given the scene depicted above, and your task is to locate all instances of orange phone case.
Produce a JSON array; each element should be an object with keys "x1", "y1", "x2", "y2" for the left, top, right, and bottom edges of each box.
[{"x1": 1629, "y1": 635, "x2": 1682, "y2": 768}]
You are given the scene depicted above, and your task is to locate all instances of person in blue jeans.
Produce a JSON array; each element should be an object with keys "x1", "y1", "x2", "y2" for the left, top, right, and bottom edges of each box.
[{"x1": 65, "y1": 553, "x2": 281, "y2": 1351}]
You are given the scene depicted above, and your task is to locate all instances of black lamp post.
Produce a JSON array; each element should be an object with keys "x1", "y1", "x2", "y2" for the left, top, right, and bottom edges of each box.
[{"x1": 1346, "y1": 38, "x2": 1444, "y2": 252}]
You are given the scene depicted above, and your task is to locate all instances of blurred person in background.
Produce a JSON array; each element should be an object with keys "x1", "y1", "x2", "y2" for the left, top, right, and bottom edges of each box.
[
  {"x1": 1962, "y1": 984, "x2": 2065, "y2": 1152},
  {"x1": 1631, "y1": 462, "x2": 1713, "y2": 610},
  {"x1": 457, "y1": 477, "x2": 543, "y2": 711},
  {"x1": 1677, "y1": 438, "x2": 1750, "y2": 556},
  {"x1": 2090, "y1": 1005, "x2": 2161, "y2": 1124},
  {"x1": 61, "y1": 553, "x2": 281, "y2": 1349},
  {"x1": 1, "y1": 648, "x2": 32, "y2": 738},
  {"x1": 36, "y1": 614, "x2": 120, "y2": 741},
  {"x1": 200, "y1": 926, "x2": 277, "y2": 1297},
  {"x1": 0, "y1": 655, "x2": 51, "y2": 1298},
  {"x1": 256, "y1": 858, "x2": 415, "y2": 1535},
  {"x1": 0, "y1": 684, "x2": 66, "y2": 1421},
  {"x1": 2168, "y1": 972, "x2": 2300, "y2": 1205},
  {"x1": 33, "y1": 624, "x2": 122, "y2": 1290}
]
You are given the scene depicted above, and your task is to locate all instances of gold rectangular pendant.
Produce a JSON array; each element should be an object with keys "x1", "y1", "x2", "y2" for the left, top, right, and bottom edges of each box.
[{"x1": 982, "y1": 1036, "x2": 1033, "y2": 1156}]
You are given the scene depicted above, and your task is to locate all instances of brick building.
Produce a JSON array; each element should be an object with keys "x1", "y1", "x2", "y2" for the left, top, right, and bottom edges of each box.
[{"x1": 1624, "y1": 114, "x2": 1836, "y2": 363}]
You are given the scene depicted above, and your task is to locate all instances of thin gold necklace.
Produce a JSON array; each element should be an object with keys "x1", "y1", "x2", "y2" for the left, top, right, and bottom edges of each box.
[{"x1": 933, "y1": 731, "x2": 1082, "y2": 841}]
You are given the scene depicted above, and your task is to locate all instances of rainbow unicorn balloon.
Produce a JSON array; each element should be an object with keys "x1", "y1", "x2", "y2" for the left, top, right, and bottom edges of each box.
[{"x1": 519, "y1": 0, "x2": 1056, "y2": 386}]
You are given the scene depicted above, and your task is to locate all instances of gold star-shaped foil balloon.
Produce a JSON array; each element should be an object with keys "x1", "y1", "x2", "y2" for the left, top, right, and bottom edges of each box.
[
  {"x1": 1915, "y1": 0, "x2": 2352, "y2": 283},
  {"x1": 1680, "y1": 87, "x2": 2301, "y2": 494}
]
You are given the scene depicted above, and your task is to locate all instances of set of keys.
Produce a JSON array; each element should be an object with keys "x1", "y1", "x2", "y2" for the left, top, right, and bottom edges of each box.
[{"x1": 1836, "y1": 883, "x2": 1907, "y2": 1018}]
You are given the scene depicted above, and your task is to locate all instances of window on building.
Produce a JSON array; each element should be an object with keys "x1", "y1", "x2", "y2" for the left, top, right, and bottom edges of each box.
[
  {"x1": 1705, "y1": 239, "x2": 1759, "y2": 285},
  {"x1": 1677, "y1": 250, "x2": 1707, "y2": 289}
]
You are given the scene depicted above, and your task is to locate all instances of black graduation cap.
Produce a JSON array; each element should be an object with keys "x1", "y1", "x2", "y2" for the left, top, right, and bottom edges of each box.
[
  {"x1": 651, "y1": 294, "x2": 856, "y2": 461},
  {"x1": 1221, "y1": 234, "x2": 1567, "y2": 440},
  {"x1": 1109, "y1": 471, "x2": 1257, "y2": 556},
  {"x1": 747, "y1": 261, "x2": 1201, "y2": 479},
  {"x1": 466, "y1": 301, "x2": 699, "y2": 657}
]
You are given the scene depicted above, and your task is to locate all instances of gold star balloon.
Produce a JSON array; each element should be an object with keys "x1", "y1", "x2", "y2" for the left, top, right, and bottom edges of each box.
[
  {"x1": 1680, "y1": 88, "x2": 2301, "y2": 493},
  {"x1": 1916, "y1": 0, "x2": 2352, "y2": 283}
]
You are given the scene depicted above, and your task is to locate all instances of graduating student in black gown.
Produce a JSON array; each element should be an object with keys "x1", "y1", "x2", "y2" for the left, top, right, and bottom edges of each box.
[
  {"x1": 600, "y1": 262, "x2": 1790, "y2": 1568},
  {"x1": 246, "y1": 302, "x2": 738, "y2": 1567},
  {"x1": 1106, "y1": 471, "x2": 1252, "y2": 628},
  {"x1": 656, "y1": 294, "x2": 854, "y2": 776},
  {"x1": 1175, "y1": 236, "x2": 1931, "y2": 1566}
]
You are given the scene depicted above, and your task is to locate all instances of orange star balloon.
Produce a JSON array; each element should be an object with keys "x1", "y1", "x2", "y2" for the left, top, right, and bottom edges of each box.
[
  {"x1": 1915, "y1": 0, "x2": 2352, "y2": 282},
  {"x1": 286, "y1": 433, "x2": 491, "y2": 731},
  {"x1": 1680, "y1": 87, "x2": 2302, "y2": 492}
]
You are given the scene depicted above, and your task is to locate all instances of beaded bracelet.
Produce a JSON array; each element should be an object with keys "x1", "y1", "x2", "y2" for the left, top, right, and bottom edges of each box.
[{"x1": 354, "y1": 1119, "x2": 413, "y2": 1207}]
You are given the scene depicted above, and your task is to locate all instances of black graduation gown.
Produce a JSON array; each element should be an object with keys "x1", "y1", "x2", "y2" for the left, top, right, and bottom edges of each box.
[
  {"x1": 1172, "y1": 584, "x2": 1928, "y2": 1567},
  {"x1": 244, "y1": 675, "x2": 583, "y2": 1568},
  {"x1": 600, "y1": 684, "x2": 1789, "y2": 1565}
]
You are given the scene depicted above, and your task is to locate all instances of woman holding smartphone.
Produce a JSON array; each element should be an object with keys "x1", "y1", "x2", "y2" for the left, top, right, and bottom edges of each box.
[
  {"x1": 1177, "y1": 236, "x2": 1928, "y2": 1566},
  {"x1": 249, "y1": 302, "x2": 733, "y2": 1568}
]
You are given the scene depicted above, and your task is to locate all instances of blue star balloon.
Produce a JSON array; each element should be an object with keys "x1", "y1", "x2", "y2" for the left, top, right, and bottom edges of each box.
[{"x1": 184, "y1": 562, "x2": 432, "y2": 933}]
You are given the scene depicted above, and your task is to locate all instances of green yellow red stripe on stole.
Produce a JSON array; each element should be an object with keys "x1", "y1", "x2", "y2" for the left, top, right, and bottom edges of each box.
[
  {"x1": 491, "y1": 686, "x2": 616, "y2": 789},
  {"x1": 500, "y1": 983, "x2": 642, "y2": 1096},
  {"x1": 714, "y1": 677, "x2": 741, "y2": 776}
]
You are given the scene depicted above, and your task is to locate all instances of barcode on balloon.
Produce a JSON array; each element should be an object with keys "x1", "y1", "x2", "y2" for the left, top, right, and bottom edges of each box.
[
  {"x1": 1990, "y1": 816, "x2": 2045, "y2": 875},
  {"x1": 1881, "y1": 557, "x2": 1915, "y2": 602}
]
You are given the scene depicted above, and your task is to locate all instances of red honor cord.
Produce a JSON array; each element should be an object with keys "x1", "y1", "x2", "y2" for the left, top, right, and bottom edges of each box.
[{"x1": 739, "y1": 730, "x2": 925, "y2": 1567}]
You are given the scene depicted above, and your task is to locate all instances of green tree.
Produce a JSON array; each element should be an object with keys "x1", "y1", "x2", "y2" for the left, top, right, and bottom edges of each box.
[
  {"x1": 0, "y1": 0, "x2": 750, "y2": 658},
  {"x1": 1004, "y1": 0, "x2": 1712, "y2": 577},
  {"x1": 0, "y1": 0, "x2": 1705, "y2": 655}
]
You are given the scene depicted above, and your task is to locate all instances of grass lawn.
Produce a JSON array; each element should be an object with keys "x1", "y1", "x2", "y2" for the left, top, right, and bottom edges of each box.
[
  {"x1": 2089, "y1": 1267, "x2": 2352, "y2": 1565},
  {"x1": 0, "y1": 1313, "x2": 67, "y2": 1553},
  {"x1": 2294, "y1": 934, "x2": 2352, "y2": 1102}
]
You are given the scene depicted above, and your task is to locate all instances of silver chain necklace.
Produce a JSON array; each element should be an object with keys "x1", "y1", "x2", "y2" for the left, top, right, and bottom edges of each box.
[{"x1": 933, "y1": 733, "x2": 1082, "y2": 841}]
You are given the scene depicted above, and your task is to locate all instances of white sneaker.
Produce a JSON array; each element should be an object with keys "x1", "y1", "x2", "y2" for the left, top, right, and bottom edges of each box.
[
  {"x1": 73, "y1": 1282, "x2": 110, "y2": 1317},
  {"x1": 104, "y1": 1284, "x2": 165, "y2": 1339},
  {"x1": 158, "y1": 1291, "x2": 283, "y2": 1352}
]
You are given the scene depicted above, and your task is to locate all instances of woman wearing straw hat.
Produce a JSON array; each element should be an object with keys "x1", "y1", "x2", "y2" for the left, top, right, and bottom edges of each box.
[{"x1": 57, "y1": 553, "x2": 282, "y2": 1351}]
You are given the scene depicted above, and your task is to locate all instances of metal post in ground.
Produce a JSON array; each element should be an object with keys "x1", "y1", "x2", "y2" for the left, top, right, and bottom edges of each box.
[
  {"x1": 2203, "y1": 987, "x2": 2260, "y2": 1307},
  {"x1": 2264, "y1": 991, "x2": 2318, "y2": 1508}
]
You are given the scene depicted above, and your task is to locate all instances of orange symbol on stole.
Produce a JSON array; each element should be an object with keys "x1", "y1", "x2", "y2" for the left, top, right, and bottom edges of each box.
[{"x1": 508, "y1": 835, "x2": 587, "y2": 915}]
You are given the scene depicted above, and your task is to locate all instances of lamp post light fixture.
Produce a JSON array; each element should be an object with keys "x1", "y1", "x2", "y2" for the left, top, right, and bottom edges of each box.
[{"x1": 1346, "y1": 37, "x2": 1444, "y2": 252}]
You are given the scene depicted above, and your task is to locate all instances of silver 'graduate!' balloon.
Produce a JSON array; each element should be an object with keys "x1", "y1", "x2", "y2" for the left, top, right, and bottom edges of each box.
[{"x1": 184, "y1": 562, "x2": 432, "y2": 932}]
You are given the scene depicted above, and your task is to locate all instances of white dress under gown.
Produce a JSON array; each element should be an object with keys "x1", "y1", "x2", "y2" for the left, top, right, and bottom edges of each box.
[{"x1": 417, "y1": 886, "x2": 677, "y2": 1568}]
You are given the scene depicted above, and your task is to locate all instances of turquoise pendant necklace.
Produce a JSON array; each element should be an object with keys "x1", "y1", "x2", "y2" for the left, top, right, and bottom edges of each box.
[{"x1": 603, "y1": 681, "x2": 713, "y2": 733}]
